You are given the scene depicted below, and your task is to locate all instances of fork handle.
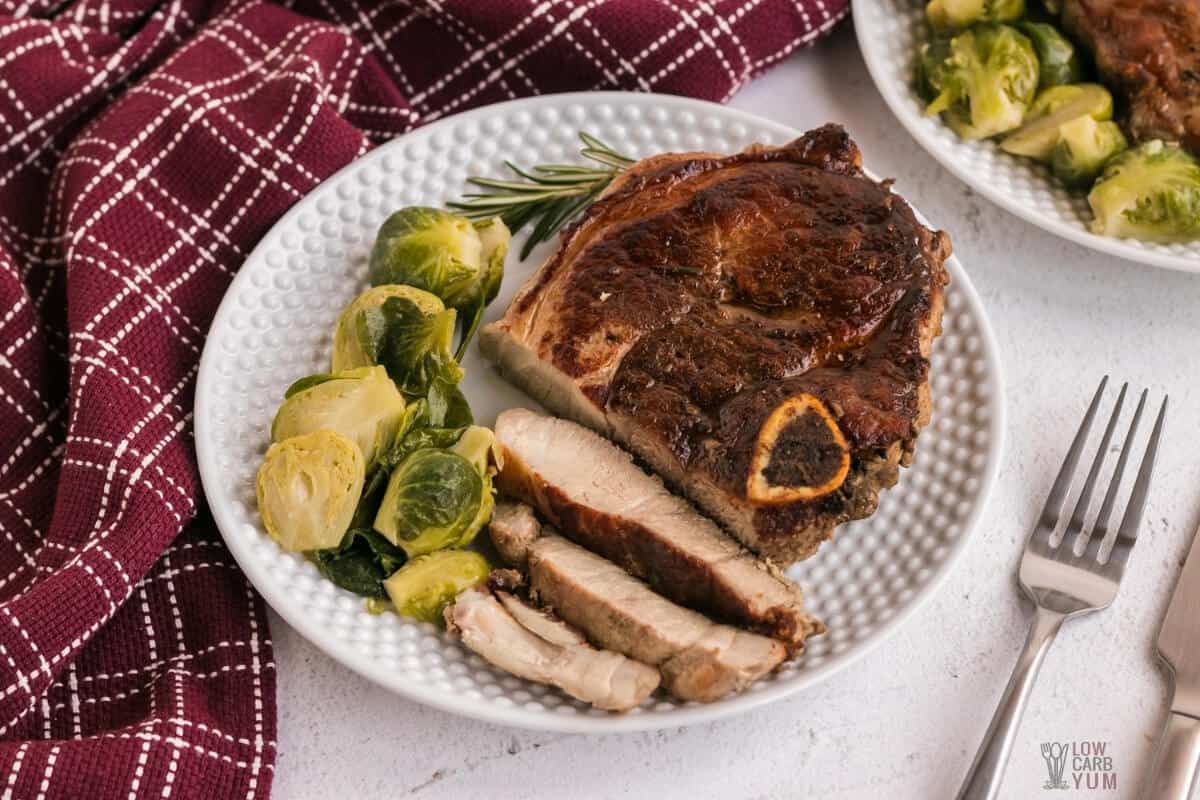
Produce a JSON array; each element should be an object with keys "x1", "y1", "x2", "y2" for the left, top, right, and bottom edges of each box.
[
  {"x1": 1141, "y1": 702, "x2": 1200, "y2": 800},
  {"x1": 956, "y1": 605, "x2": 1066, "y2": 800}
]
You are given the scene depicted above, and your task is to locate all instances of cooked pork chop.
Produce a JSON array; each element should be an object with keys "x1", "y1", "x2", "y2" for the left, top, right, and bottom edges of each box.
[
  {"x1": 1063, "y1": 0, "x2": 1200, "y2": 154},
  {"x1": 489, "y1": 506, "x2": 785, "y2": 702},
  {"x1": 446, "y1": 584, "x2": 660, "y2": 712},
  {"x1": 481, "y1": 125, "x2": 950, "y2": 563},
  {"x1": 492, "y1": 412, "x2": 822, "y2": 651}
]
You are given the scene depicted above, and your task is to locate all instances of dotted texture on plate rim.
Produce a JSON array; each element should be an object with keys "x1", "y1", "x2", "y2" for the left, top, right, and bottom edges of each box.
[{"x1": 197, "y1": 94, "x2": 1002, "y2": 729}]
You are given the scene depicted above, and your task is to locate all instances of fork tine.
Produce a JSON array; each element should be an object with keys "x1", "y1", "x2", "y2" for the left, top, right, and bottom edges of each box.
[
  {"x1": 1064, "y1": 382, "x2": 1127, "y2": 553},
  {"x1": 1104, "y1": 395, "x2": 1168, "y2": 575},
  {"x1": 1032, "y1": 376, "x2": 1108, "y2": 549},
  {"x1": 1084, "y1": 389, "x2": 1147, "y2": 563}
]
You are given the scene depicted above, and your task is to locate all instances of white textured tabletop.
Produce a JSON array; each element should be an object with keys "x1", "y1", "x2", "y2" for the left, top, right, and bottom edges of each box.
[{"x1": 270, "y1": 25, "x2": 1200, "y2": 800}]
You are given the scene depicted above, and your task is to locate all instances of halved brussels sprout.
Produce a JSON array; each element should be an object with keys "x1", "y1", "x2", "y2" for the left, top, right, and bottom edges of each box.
[
  {"x1": 920, "y1": 24, "x2": 1039, "y2": 140},
  {"x1": 1050, "y1": 117, "x2": 1128, "y2": 189},
  {"x1": 256, "y1": 430, "x2": 365, "y2": 552},
  {"x1": 384, "y1": 550, "x2": 491, "y2": 624},
  {"x1": 456, "y1": 217, "x2": 509, "y2": 358},
  {"x1": 1088, "y1": 141, "x2": 1200, "y2": 242},
  {"x1": 373, "y1": 448, "x2": 484, "y2": 556},
  {"x1": 271, "y1": 365, "x2": 406, "y2": 467},
  {"x1": 450, "y1": 425, "x2": 503, "y2": 475},
  {"x1": 926, "y1": 0, "x2": 1024, "y2": 30},
  {"x1": 331, "y1": 285, "x2": 445, "y2": 372},
  {"x1": 336, "y1": 291, "x2": 463, "y2": 399},
  {"x1": 450, "y1": 426, "x2": 501, "y2": 547},
  {"x1": 368, "y1": 207, "x2": 509, "y2": 314},
  {"x1": 1000, "y1": 84, "x2": 1114, "y2": 161},
  {"x1": 1018, "y1": 22, "x2": 1083, "y2": 89}
]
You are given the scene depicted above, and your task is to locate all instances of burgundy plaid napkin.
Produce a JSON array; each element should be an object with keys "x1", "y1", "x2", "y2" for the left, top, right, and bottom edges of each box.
[{"x1": 0, "y1": 0, "x2": 847, "y2": 796}]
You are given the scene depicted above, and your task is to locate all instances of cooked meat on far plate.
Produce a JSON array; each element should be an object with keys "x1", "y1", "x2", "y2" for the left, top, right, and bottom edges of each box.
[
  {"x1": 1063, "y1": 0, "x2": 1200, "y2": 154},
  {"x1": 481, "y1": 124, "x2": 950, "y2": 564}
]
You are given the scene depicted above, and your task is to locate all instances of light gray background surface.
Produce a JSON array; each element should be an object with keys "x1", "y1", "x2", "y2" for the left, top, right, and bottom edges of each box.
[{"x1": 270, "y1": 26, "x2": 1200, "y2": 799}]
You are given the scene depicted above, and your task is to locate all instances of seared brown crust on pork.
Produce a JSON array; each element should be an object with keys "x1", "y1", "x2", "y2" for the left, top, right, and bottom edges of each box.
[
  {"x1": 482, "y1": 124, "x2": 950, "y2": 564},
  {"x1": 1063, "y1": 0, "x2": 1200, "y2": 154}
]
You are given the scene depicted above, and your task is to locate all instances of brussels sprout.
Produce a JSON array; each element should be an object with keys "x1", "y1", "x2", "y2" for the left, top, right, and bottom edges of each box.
[
  {"x1": 1000, "y1": 84, "x2": 1114, "y2": 160},
  {"x1": 1050, "y1": 116, "x2": 1128, "y2": 189},
  {"x1": 473, "y1": 217, "x2": 509, "y2": 307},
  {"x1": 450, "y1": 426, "x2": 501, "y2": 547},
  {"x1": 1019, "y1": 22, "x2": 1084, "y2": 88},
  {"x1": 456, "y1": 218, "x2": 509, "y2": 359},
  {"x1": 354, "y1": 295, "x2": 464, "y2": 398},
  {"x1": 926, "y1": 0, "x2": 1024, "y2": 30},
  {"x1": 384, "y1": 550, "x2": 491, "y2": 624},
  {"x1": 314, "y1": 528, "x2": 407, "y2": 599},
  {"x1": 387, "y1": 426, "x2": 468, "y2": 469},
  {"x1": 256, "y1": 430, "x2": 365, "y2": 552},
  {"x1": 921, "y1": 24, "x2": 1039, "y2": 140},
  {"x1": 331, "y1": 284, "x2": 445, "y2": 373},
  {"x1": 368, "y1": 207, "x2": 509, "y2": 313},
  {"x1": 271, "y1": 365, "x2": 406, "y2": 467},
  {"x1": 450, "y1": 425, "x2": 503, "y2": 476},
  {"x1": 373, "y1": 449, "x2": 484, "y2": 556},
  {"x1": 1088, "y1": 141, "x2": 1200, "y2": 242},
  {"x1": 426, "y1": 376, "x2": 473, "y2": 429}
]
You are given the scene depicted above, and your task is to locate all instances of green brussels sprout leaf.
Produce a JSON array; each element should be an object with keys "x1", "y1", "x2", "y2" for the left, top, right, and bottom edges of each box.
[
  {"x1": 388, "y1": 427, "x2": 468, "y2": 469},
  {"x1": 332, "y1": 285, "x2": 446, "y2": 373},
  {"x1": 314, "y1": 528, "x2": 408, "y2": 599},
  {"x1": 427, "y1": 376, "x2": 473, "y2": 429},
  {"x1": 350, "y1": 465, "x2": 390, "y2": 530},
  {"x1": 284, "y1": 373, "x2": 338, "y2": 399},
  {"x1": 374, "y1": 449, "x2": 485, "y2": 556},
  {"x1": 362, "y1": 296, "x2": 464, "y2": 398}
]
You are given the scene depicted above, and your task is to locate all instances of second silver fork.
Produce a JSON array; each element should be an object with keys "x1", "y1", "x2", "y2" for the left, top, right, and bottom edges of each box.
[{"x1": 956, "y1": 376, "x2": 1168, "y2": 800}]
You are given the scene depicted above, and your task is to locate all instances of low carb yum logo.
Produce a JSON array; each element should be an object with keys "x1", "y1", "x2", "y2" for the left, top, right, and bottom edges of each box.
[
  {"x1": 1042, "y1": 742, "x2": 1070, "y2": 790},
  {"x1": 1041, "y1": 740, "x2": 1117, "y2": 791}
]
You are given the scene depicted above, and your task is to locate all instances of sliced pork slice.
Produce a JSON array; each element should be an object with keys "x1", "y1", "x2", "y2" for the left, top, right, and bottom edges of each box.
[
  {"x1": 489, "y1": 508, "x2": 785, "y2": 702},
  {"x1": 446, "y1": 585, "x2": 660, "y2": 712},
  {"x1": 493, "y1": 410, "x2": 823, "y2": 651},
  {"x1": 488, "y1": 500, "x2": 541, "y2": 566},
  {"x1": 496, "y1": 591, "x2": 586, "y2": 648}
]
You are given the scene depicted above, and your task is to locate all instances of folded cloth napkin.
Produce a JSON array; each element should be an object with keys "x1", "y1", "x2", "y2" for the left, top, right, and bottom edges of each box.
[{"x1": 0, "y1": 0, "x2": 847, "y2": 796}]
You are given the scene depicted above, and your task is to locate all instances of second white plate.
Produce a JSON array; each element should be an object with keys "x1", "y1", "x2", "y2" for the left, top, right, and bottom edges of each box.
[
  {"x1": 195, "y1": 92, "x2": 1005, "y2": 732},
  {"x1": 853, "y1": 0, "x2": 1200, "y2": 272}
]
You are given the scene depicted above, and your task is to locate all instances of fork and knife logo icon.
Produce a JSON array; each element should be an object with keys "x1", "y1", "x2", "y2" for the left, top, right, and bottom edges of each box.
[{"x1": 1042, "y1": 742, "x2": 1071, "y2": 790}]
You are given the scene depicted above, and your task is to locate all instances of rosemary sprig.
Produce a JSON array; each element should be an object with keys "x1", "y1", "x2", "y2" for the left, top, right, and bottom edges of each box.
[{"x1": 448, "y1": 132, "x2": 635, "y2": 259}]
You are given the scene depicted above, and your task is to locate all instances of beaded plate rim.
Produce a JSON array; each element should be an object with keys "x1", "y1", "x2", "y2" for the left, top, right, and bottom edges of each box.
[{"x1": 195, "y1": 92, "x2": 1006, "y2": 733}]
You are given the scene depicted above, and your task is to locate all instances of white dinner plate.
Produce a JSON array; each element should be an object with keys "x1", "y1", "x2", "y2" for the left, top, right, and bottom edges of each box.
[
  {"x1": 853, "y1": 0, "x2": 1200, "y2": 272},
  {"x1": 195, "y1": 92, "x2": 1005, "y2": 732}
]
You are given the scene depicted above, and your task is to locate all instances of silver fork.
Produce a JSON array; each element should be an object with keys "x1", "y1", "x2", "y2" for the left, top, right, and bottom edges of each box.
[{"x1": 956, "y1": 376, "x2": 1168, "y2": 800}]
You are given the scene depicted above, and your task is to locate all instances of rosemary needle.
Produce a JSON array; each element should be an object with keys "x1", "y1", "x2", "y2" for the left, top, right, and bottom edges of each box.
[{"x1": 448, "y1": 131, "x2": 635, "y2": 259}]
